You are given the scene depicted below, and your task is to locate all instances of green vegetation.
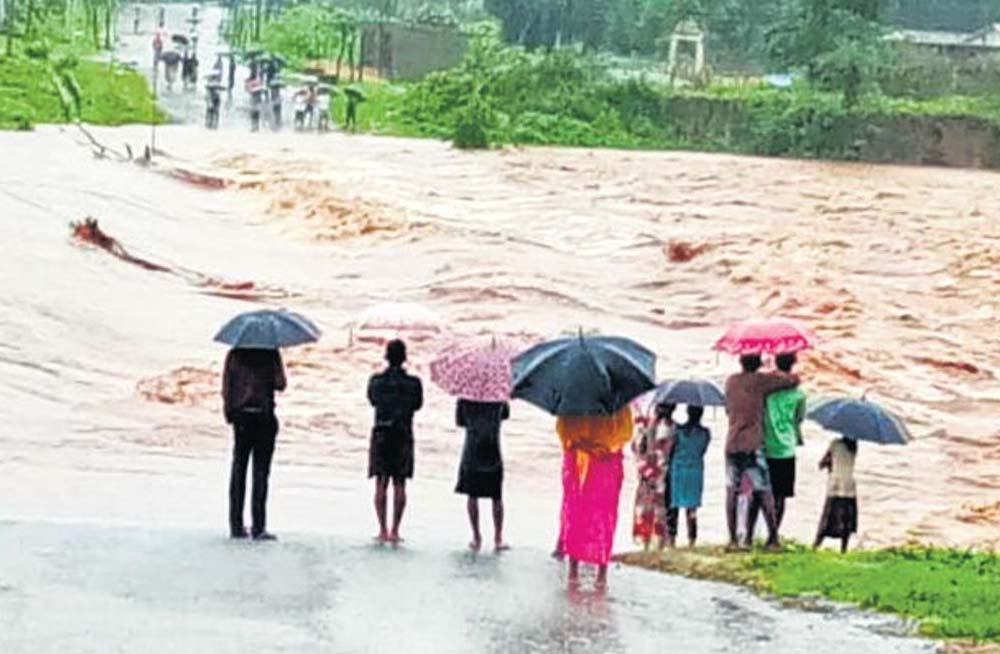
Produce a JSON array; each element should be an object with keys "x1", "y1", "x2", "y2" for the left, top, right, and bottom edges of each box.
[
  {"x1": 618, "y1": 545, "x2": 1000, "y2": 643},
  {"x1": 0, "y1": 0, "x2": 162, "y2": 130}
]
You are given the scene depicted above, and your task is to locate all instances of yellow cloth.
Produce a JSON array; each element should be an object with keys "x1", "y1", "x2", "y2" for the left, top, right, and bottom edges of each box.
[{"x1": 556, "y1": 408, "x2": 635, "y2": 483}]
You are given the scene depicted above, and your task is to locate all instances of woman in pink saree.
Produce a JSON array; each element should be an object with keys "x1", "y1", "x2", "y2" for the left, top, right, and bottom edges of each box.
[{"x1": 556, "y1": 407, "x2": 634, "y2": 587}]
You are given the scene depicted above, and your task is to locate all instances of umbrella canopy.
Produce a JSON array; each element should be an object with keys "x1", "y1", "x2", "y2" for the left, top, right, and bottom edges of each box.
[
  {"x1": 214, "y1": 310, "x2": 321, "y2": 350},
  {"x1": 651, "y1": 378, "x2": 726, "y2": 407},
  {"x1": 807, "y1": 397, "x2": 911, "y2": 445},
  {"x1": 357, "y1": 302, "x2": 444, "y2": 334},
  {"x1": 160, "y1": 50, "x2": 181, "y2": 65},
  {"x1": 512, "y1": 335, "x2": 656, "y2": 417},
  {"x1": 345, "y1": 85, "x2": 366, "y2": 100},
  {"x1": 430, "y1": 337, "x2": 521, "y2": 403},
  {"x1": 206, "y1": 81, "x2": 225, "y2": 90},
  {"x1": 714, "y1": 318, "x2": 816, "y2": 355},
  {"x1": 171, "y1": 33, "x2": 189, "y2": 45}
]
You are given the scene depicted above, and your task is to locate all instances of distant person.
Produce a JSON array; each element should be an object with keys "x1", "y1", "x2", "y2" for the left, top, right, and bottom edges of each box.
[
  {"x1": 249, "y1": 88, "x2": 263, "y2": 132},
  {"x1": 631, "y1": 402, "x2": 674, "y2": 550},
  {"x1": 814, "y1": 437, "x2": 858, "y2": 553},
  {"x1": 133, "y1": 5, "x2": 141, "y2": 34},
  {"x1": 454, "y1": 399, "x2": 510, "y2": 552},
  {"x1": 293, "y1": 92, "x2": 307, "y2": 130},
  {"x1": 316, "y1": 91, "x2": 331, "y2": 132},
  {"x1": 670, "y1": 405, "x2": 711, "y2": 548},
  {"x1": 345, "y1": 91, "x2": 362, "y2": 130},
  {"x1": 724, "y1": 353, "x2": 799, "y2": 551},
  {"x1": 557, "y1": 408, "x2": 632, "y2": 589},
  {"x1": 270, "y1": 85, "x2": 283, "y2": 130},
  {"x1": 227, "y1": 54, "x2": 236, "y2": 95},
  {"x1": 205, "y1": 86, "x2": 221, "y2": 129},
  {"x1": 367, "y1": 340, "x2": 423, "y2": 544},
  {"x1": 152, "y1": 31, "x2": 163, "y2": 65},
  {"x1": 748, "y1": 352, "x2": 807, "y2": 539},
  {"x1": 222, "y1": 348, "x2": 287, "y2": 540}
]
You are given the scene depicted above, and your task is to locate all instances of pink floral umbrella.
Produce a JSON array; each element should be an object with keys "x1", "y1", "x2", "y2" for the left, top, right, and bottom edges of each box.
[
  {"x1": 430, "y1": 337, "x2": 522, "y2": 402},
  {"x1": 713, "y1": 318, "x2": 816, "y2": 355}
]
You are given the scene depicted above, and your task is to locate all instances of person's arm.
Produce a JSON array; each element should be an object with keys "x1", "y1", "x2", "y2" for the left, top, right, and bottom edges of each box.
[
  {"x1": 794, "y1": 394, "x2": 807, "y2": 446},
  {"x1": 412, "y1": 378, "x2": 424, "y2": 413},
  {"x1": 222, "y1": 350, "x2": 234, "y2": 424},
  {"x1": 757, "y1": 371, "x2": 800, "y2": 396},
  {"x1": 455, "y1": 400, "x2": 466, "y2": 428},
  {"x1": 819, "y1": 448, "x2": 832, "y2": 471},
  {"x1": 367, "y1": 375, "x2": 377, "y2": 407},
  {"x1": 500, "y1": 402, "x2": 510, "y2": 421},
  {"x1": 700, "y1": 428, "x2": 711, "y2": 457},
  {"x1": 273, "y1": 351, "x2": 287, "y2": 393}
]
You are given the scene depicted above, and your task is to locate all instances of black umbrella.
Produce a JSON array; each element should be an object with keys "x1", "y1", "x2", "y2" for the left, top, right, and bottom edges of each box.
[
  {"x1": 650, "y1": 378, "x2": 726, "y2": 407},
  {"x1": 171, "y1": 34, "x2": 189, "y2": 46},
  {"x1": 512, "y1": 334, "x2": 656, "y2": 417},
  {"x1": 160, "y1": 50, "x2": 181, "y2": 65}
]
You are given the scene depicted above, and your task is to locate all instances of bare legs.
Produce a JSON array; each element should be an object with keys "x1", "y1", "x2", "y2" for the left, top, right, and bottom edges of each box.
[
  {"x1": 374, "y1": 476, "x2": 390, "y2": 542},
  {"x1": 374, "y1": 476, "x2": 406, "y2": 544},
  {"x1": 728, "y1": 489, "x2": 779, "y2": 550},
  {"x1": 467, "y1": 497, "x2": 507, "y2": 551},
  {"x1": 391, "y1": 478, "x2": 407, "y2": 543},
  {"x1": 685, "y1": 509, "x2": 698, "y2": 547}
]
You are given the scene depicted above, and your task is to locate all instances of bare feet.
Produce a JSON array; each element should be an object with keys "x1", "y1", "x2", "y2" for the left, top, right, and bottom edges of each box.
[
  {"x1": 389, "y1": 532, "x2": 404, "y2": 545},
  {"x1": 725, "y1": 541, "x2": 742, "y2": 553},
  {"x1": 494, "y1": 541, "x2": 511, "y2": 552},
  {"x1": 375, "y1": 531, "x2": 390, "y2": 544},
  {"x1": 551, "y1": 548, "x2": 566, "y2": 561},
  {"x1": 763, "y1": 541, "x2": 783, "y2": 553},
  {"x1": 469, "y1": 538, "x2": 482, "y2": 552}
]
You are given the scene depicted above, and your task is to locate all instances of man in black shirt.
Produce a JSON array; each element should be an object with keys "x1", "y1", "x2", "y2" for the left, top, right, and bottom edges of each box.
[
  {"x1": 222, "y1": 348, "x2": 287, "y2": 540},
  {"x1": 367, "y1": 340, "x2": 423, "y2": 544}
]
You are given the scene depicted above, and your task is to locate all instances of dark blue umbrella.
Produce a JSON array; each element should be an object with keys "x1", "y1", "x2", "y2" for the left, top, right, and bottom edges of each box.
[
  {"x1": 651, "y1": 378, "x2": 726, "y2": 407},
  {"x1": 214, "y1": 310, "x2": 320, "y2": 350},
  {"x1": 807, "y1": 397, "x2": 911, "y2": 445},
  {"x1": 512, "y1": 335, "x2": 656, "y2": 417}
]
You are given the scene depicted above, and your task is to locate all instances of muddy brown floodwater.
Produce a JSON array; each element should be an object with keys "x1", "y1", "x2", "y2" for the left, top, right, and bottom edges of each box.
[{"x1": 2, "y1": 118, "x2": 999, "y2": 553}]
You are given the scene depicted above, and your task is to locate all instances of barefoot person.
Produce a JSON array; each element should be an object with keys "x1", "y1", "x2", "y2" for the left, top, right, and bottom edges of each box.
[
  {"x1": 724, "y1": 354, "x2": 799, "y2": 551},
  {"x1": 367, "y1": 340, "x2": 423, "y2": 544},
  {"x1": 557, "y1": 407, "x2": 632, "y2": 588},
  {"x1": 670, "y1": 405, "x2": 711, "y2": 547},
  {"x1": 222, "y1": 348, "x2": 286, "y2": 540},
  {"x1": 454, "y1": 399, "x2": 510, "y2": 551},
  {"x1": 631, "y1": 402, "x2": 674, "y2": 550},
  {"x1": 814, "y1": 437, "x2": 858, "y2": 553}
]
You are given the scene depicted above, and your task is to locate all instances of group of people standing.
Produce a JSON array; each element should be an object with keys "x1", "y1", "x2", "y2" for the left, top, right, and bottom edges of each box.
[
  {"x1": 630, "y1": 352, "x2": 859, "y2": 556},
  {"x1": 220, "y1": 339, "x2": 860, "y2": 588}
]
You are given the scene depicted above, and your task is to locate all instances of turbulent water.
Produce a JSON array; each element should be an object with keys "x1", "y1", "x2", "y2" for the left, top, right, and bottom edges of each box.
[{"x1": 2, "y1": 1, "x2": 999, "y2": 568}]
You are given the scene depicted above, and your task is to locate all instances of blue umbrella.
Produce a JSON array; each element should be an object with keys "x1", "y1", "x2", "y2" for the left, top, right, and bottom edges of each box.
[
  {"x1": 806, "y1": 397, "x2": 911, "y2": 445},
  {"x1": 512, "y1": 335, "x2": 656, "y2": 417},
  {"x1": 651, "y1": 378, "x2": 726, "y2": 407},
  {"x1": 214, "y1": 310, "x2": 321, "y2": 350}
]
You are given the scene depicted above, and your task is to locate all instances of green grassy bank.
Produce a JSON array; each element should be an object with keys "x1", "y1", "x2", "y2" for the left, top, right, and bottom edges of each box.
[
  {"x1": 617, "y1": 545, "x2": 1000, "y2": 646},
  {"x1": 0, "y1": 53, "x2": 164, "y2": 131}
]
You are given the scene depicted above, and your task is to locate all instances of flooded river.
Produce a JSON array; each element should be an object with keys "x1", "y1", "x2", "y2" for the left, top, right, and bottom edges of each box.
[{"x1": 0, "y1": 4, "x2": 997, "y2": 651}]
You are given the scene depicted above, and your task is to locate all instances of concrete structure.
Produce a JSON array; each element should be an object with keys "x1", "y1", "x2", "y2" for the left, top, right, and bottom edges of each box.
[
  {"x1": 886, "y1": 23, "x2": 1000, "y2": 60},
  {"x1": 667, "y1": 19, "x2": 707, "y2": 83}
]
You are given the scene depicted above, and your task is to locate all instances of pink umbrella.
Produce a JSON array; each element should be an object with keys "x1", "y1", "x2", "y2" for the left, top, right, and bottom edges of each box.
[
  {"x1": 713, "y1": 318, "x2": 816, "y2": 355},
  {"x1": 352, "y1": 302, "x2": 444, "y2": 344},
  {"x1": 430, "y1": 337, "x2": 521, "y2": 402}
]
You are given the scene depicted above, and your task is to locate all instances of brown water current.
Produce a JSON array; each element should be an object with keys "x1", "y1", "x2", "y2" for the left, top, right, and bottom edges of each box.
[{"x1": 2, "y1": 120, "x2": 998, "y2": 551}]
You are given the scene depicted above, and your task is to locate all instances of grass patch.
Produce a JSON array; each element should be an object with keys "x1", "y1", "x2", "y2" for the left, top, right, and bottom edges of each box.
[{"x1": 617, "y1": 545, "x2": 1000, "y2": 644}]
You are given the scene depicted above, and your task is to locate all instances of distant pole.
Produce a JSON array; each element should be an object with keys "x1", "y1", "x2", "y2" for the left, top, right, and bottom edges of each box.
[{"x1": 151, "y1": 52, "x2": 159, "y2": 156}]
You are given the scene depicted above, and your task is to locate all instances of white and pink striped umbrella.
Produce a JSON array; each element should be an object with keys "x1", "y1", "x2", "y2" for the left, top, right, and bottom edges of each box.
[
  {"x1": 353, "y1": 302, "x2": 445, "y2": 344},
  {"x1": 430, "y1": 337, "x2": 523, "y2": 403}
]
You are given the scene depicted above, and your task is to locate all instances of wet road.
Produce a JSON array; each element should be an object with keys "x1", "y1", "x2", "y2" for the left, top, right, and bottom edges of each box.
[{"x1": 0, "y1": 521, "x2": 933, "y2": 654}]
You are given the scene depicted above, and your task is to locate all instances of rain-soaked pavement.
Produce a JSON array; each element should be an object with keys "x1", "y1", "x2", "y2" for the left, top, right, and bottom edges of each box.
[{"x1": 0, "y1": 520, "x2": 934, "y2": 654}]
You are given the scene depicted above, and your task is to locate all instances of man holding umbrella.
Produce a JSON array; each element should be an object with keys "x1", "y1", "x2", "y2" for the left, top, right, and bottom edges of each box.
[{"x1": 216, "y1": 309, "x2": 320, "y2": 541}]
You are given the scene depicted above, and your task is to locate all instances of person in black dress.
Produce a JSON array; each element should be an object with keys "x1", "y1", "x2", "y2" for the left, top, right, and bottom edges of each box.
[
  {"x1": 455, "y1": 399, "x2": 510, "y2": 552},
  {"x1": 367, "y1": 340, "x2": 423, "y2": 544},
  {"x1": 222, "y1": 348, "x2": 286, "y2": 541}
]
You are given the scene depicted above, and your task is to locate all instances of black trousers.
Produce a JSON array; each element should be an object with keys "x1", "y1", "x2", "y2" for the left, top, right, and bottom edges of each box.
[{"x1": 229, "y1": 412, "x2": 278, "y2": 535}]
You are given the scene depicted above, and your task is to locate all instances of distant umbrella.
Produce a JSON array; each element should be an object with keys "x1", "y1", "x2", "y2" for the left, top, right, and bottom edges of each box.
[
  {"x1": 807, "y1": 396, "x2": 911, "y2": 446},
  {"x1": 344, "y1": 85, "x2": 366, "y2": 101},
  {"x1": 714, "y1": 318, "x2": 816, "y2": 356},
  {"x1": 356, "y1": 302, "x2": 443, "y2": 335},
  {"x1": 650, "y1": 378, "x2": 726, "y2": 407},
  {"x1": 512, "y1": 334, "x2": 656, "y2": 417},
  {"x1": 214, "y1": 309, "x2": 321, "y2": 350},
  {"x1": 160, "y1": 50, "x2": 181, "y2": 65},
  {"x1": 171, "y1": 33, "x2": 189, "y2": 46}
]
